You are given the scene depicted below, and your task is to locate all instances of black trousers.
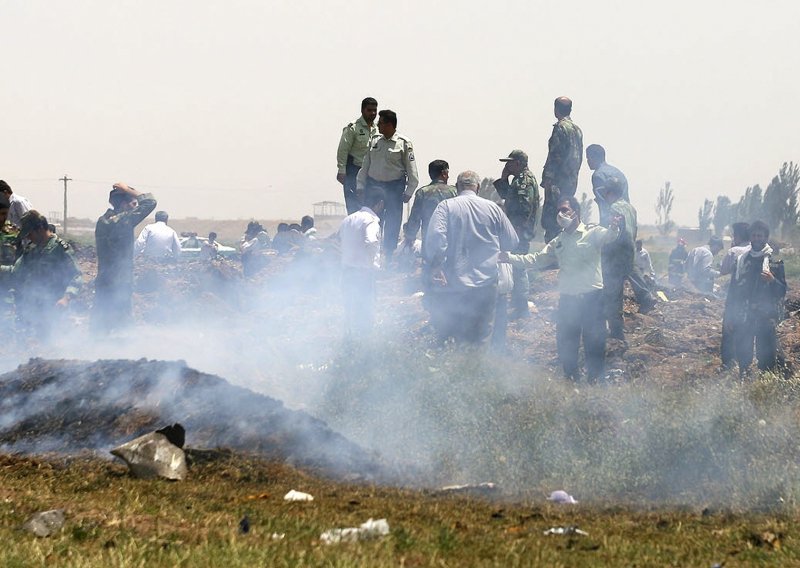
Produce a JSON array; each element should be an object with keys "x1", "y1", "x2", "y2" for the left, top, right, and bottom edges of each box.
[
  {"x1": 734, "y1": 316, "x2": 779, "y2": 373},
  {"x1": 557, "y1": 289, "x2": 606, "y2": 381},
  {"x1": 602, "y1": 270, "x2": 626, "y2": 340},
  {"x1": 430, "y1": 284, "x2": 498, "y2": 345},
  {"x1": 366, "y1": 176, "x2": 405, "y2": 261},
  {"x1": 343, "y1": 157, "x2": 362, "y2": 215}
]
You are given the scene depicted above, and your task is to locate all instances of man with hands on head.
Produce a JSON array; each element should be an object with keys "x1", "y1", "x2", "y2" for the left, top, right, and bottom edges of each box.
[{"x1": 501, "y1": 196, "x2": 620, "y2": 382}]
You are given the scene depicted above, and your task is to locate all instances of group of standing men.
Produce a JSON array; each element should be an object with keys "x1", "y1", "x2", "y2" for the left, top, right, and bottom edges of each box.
[{"x1": 336, "y1": 96, "x2": 657, "y2": 381}]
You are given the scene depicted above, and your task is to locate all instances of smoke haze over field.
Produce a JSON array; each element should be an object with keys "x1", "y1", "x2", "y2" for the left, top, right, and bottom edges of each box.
[{"x1": 2, "y1": 0, "x2": 799, "y2": 226}]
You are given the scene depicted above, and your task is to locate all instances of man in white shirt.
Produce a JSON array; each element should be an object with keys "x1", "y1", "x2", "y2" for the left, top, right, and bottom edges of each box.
[
  {"x1": 425, "y1": 171, "x2": 518, "y2": 345},
  {"x1": 0, "y1": 180, "x2": 33, "y2": 228},
  {"x1": 635, "y1": 240, "x2": 655, "y2": 283},
  {"x1": 339, "y1": 188, "x2": 385, "y2": 334},
  {"x1": 135, "y1": 210, "x2": 181, "y2": 262},
  {"x1": 685, "y1": 236, "x2": 724, "y2": 293}
]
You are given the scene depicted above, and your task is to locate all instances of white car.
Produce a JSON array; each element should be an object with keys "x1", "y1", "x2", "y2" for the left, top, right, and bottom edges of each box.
[{"x1": 179, "y1": 236, "x2": 237, "y2": 259}]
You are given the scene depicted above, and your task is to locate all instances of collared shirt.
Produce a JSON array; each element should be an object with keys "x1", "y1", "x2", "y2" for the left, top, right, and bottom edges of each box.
[
  {"x1": 425, "y1": 190, "x2": 519, "y2": 289},
  {"x1": 339, "y1": 206, "x2": 381, "y2": 270},
  {"x1": 356, "y1": 132, "x2": 419, "y2": 197},
  {"x1": 541, "y1": 116, "x2": 583, "y2": 194},
  {"x1": 404, "y1": 180, "x2": 457, "y2": 254},
  {"x1": 592, "y1": 162, "x2": 630, "y2": 224},
  {"x1": 685, "y1": 245, "x2": 718, "y2": 290},
  {"x1": 636, "y1": 248, "x2": 655, "y2": 279},
  {"x1": 719, "y1": 244, "x2": 750, "y2": 276},
  {"x1": 336, "y1": 116, "x2": 378, "y2": 173},
  {"x1": 1, "y1": 235, "x2": 82, "y2": 306},
  {"x1": 507, "y1": 222, "x2": 619, "y2": 295},
  {"x1": 135, "y1": 221, "x2": 181, "y2": 259},
  {"x1": 8, "y1": 193, "x2": 32, "y2": 228}
]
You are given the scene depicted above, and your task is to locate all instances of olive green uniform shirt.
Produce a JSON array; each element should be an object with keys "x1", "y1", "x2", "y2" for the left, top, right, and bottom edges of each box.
[
  {"x1": 507, "y1": 222, "x2": 619, "y2": 295},
  {"x1": 0, "y1": 222, "x2": 19, "y2": 266},
  {"x1": 336, "y1": 116, "x2": 379, "y2": 174},
  {"x1": 356, "y1": 133, "x2": 420, "y2": 197},
  {"x1": 404, "y1": 181, "x2": 457, "y2": 255},
  {"x1": 542, "y1": 117, "x2": 583, "y2": 195}
]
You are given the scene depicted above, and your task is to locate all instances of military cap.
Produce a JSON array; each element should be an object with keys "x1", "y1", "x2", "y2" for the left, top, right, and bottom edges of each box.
[{"x1": 499, "y1": 149, "x2": 528, "y2": 165}]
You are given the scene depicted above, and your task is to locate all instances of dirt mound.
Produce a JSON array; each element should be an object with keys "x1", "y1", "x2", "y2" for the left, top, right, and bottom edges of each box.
[{"x1": 0, "y1": 358, "x2": 381, "y2": 479}]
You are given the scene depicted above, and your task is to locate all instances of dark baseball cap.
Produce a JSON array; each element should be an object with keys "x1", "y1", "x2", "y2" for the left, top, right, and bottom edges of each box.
[{"x1": 499, "y1": 149, "x2": 528, "y2": 165}]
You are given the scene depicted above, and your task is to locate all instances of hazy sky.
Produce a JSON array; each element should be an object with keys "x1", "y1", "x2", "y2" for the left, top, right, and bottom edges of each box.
[{"x1": 3, "y1": 0, "x2": 799, "y2": 226}]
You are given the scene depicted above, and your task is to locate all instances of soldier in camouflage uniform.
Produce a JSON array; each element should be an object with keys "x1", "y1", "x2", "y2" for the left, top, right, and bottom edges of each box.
[
  {"x1": 404, "y1": 159, "x2": 457, "y2": 258},
  {"x1": 494, "y1": 149, "x2": 539, "y2": 319},
  {"x1": 0, "y1": 210, "x2": 82, "y2": 339},
  {"x1": 541, "y1": 97, "x2": 583, "y2": 243},
  {"x1": 0, "y1": 194, "x2": 19, "y2": 266},
  {"x1": 93, "y1": 182, "x2": 157, "y2": 332}
]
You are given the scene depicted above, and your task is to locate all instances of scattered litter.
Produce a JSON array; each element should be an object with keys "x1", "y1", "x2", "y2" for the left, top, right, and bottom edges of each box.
[
  {"x1": 411, "y1": 291, "x2": 425, "y2": 298},
  {"x1": 603, "y1": 369, "x2": 624, "y2": 381},
  {"x1": 270, "y1": 533, "x2": 286, "y2": 541},
  {"x1": 110, "y1": 430, "x2": 188, "y2": 481},
  {"x1": 320, "y1": 518, "x2": 390, "y2": 544},
  {"x1": 245, "y1": 493, "x2": 271, "y2": 501},
  {"x1": 656, "y1": 290, "x2": 669, "y2": 302},
  {"x1": 239, "y1": 515, "x2": 250, "y2": 534},
  {"x1": 22, "y1": 509, "x2": 65, "y2": 537},
  {"x1": 547, "y1": 490, "x2": 578, "y2": 504},
  {"x1": 543, "y1": 526, "x2": 588, "y2": 536},
  {"x1": 438, "y1": 482, "x2": 499, "y2": 495},
  {"x1": 283, "y1": 490, "x2": 314, "y2": 502}
]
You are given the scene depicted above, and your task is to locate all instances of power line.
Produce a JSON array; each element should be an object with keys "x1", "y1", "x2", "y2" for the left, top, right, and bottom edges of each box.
[{"x1": 59, "y1": 175, "x2": 72, "y2": 236}]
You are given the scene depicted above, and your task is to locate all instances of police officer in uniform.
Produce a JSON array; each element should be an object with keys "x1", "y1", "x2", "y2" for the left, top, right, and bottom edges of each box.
[
  {"x1": 336, "y1": 97, "x2": 379, "y2": 214},
  {"x1": 494, "y1": 149, "x2": 539, "y2": 319},
  {"x1": 357, "y1": 109, "x2": 419, "y2": 265}
]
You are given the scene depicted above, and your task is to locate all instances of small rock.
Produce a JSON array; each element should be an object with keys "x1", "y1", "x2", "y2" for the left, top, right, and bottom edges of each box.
[
  {"x1": 283, "y1": 490, "x2": 314, "y2": 502},
  {"x1": 111, "y1": 432, "x2": 188, "y2": 480},
  {"x1": 239, "y1": 515, "x2": 250, "y2": 534},
  {"x1": 22, "y1": 509, "x2": 65, "y2": 537},
  {"x1": 547, "y1": 490, "x2": 578, "y2": 504}
]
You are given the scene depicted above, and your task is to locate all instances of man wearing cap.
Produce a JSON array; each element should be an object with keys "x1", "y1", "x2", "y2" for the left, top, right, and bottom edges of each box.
[
  {"x1": 357, "y1": 109, "x2": 419, "y2": 266},
  {"x1": 685, "y1": 236, "x2": 725, "y2": 294},
  {"x1": 1, "y1": 210, "x2": 82, "y2": 338},
  {"x1": 135, "y1": 210, "x2": 181, "y2": 262},
  {"x1": 494, "y1": 150, "x2": 539, "y2": 319},
  {"x1": 336, "y1": 97, "x2": 379, "y2": 214},
  {"x1": 425, "y1": 170, "x2": 518, "y2": 345},
  {"x1": 0, "y1": 180, "x2": 33, "y2": 229},
  {"x1": 93, "y1": 182, "x2": 157, "y2": 331},
  {"x1": 541, "y1": 97, "x2": 583, "y2": 242}
]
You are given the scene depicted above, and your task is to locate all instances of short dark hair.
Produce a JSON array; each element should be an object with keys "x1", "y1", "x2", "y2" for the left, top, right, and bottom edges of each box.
[
  {"x1": 301, "y1": 215, "x2": 314, "y2": 229},
  {"x1": 364, "y1": 187, "x2": 386, "y2": 208},
  {"x1": 558, "y1": 195, "x2": 581, "y2": 217},
  {"x1": 378, "y1": 109, "x2": 397, "y2": 127},
  {"x1": 0, "y1": 180, "x2": 11, "y2": 194},
  {"x1": 749, "y1": 220, "x2": 770, "y2": 239},
  {"x1": 361, "y1": 97, "x2": 378, "y2": 109},
  {"x1": 208, "y1": 232, "x2": 217, "y2": 240},
  {"x1": 554, "y1": 97, "x2": 573, "y2": 115},
  {"x1": 277, "y1": 223, "x2": 289, "y2": 232},
  {"x1": 731, "y1": 222, "x2": 750, "y2": 242},
  {"x1": 586, "y1": 144, "x2": 606, "y2": 161},
  {"x1": 155, "y1": 211, "x2": 168, "y2": 223},
  {"x1": 428, "y1": 160, "x2": 449, "y2": 180}
]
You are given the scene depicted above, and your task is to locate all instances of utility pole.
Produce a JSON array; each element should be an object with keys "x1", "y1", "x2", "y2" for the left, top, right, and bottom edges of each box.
[{"x1": 59, "y1": 175, "x2": 72, "y2": 236}]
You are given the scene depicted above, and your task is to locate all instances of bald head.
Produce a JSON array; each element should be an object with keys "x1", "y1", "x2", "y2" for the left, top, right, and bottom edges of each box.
[
  {"x1": 456, "y1": 170, "x2": 480, "y2": 191},
  {"x1": 554, "y1": 96, "x2": 573, "y2": 119}
]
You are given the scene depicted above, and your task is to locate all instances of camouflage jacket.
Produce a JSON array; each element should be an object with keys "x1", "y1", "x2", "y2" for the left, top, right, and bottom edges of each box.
[
  {"x1": 0, "y1": 222, "x2": 19, "y2": 266},
  {"x1": 95, "y1": 193, "x2": 157, "y2": 289},
  {"x1": 1, "y1": 235, "x2": 82, "y2": 309},
  {"x1": 405, "y1": 181, "x2": 457, "y2": 250},
  {"x1": 493, "y1": 168, "x2": 539, "y2": 241},
  {"x1": 542, "y1": 117, "x2": 583, "y2": 196}
]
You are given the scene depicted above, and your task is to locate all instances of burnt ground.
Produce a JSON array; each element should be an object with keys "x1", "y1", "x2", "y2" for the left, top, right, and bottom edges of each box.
[{"x1": 0, "y1": 358, "x2": 381, "y2": 480}]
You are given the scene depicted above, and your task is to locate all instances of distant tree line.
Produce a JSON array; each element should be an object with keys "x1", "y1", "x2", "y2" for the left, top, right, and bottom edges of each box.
[{"x1": 701, "y1": 162, "x2": 800, "y2": 239}]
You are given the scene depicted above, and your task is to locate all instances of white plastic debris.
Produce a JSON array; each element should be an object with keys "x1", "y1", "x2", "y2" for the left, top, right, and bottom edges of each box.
[
  {"x1": 411, "y1": 291, "x2": 425, "y2": 298},
  {"x1": 320, "y1": 518, "x2": 390, "y2": 544},
  {"x1": 22, "y1": 509, "x2": 65, "y2": 537},
  {"x1": 543, "y1": 526, "x2": 588, "y2": 536},
  {"x1": 270, "y1": 533, "x2": 286, "y2": 541},
  {"x1": 110, "y1": 432, "x2": 187, "y2": 481},
  {"x1": 439, "y1": 482, "x2": 498, "y2": 495},
  {"x1": 547, "y1": 490, "x2": 578, "y2": 504},
  {"x1": 283, "y1": 489, "x2": 314, "y2": 502}
]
